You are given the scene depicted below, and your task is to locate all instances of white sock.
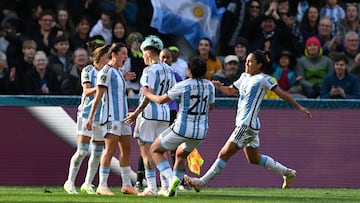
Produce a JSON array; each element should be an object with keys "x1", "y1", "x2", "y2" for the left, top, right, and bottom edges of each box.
[
  {"x1": 67, "y1": 143, "x2": 89, "y2": 183},
  {"x1": 145, "y1": 169, "x2": 157, "y2": 192},
  {"x1": 259, "y1": 155, "x2": 287, "y2": 175},
  {"x1": 98, "y1": 166, "x2": 110, "y2": 188},
  {"x1": 84, "y1": 144, "x2": 103, "y2": 185},
  {"x1": 200, "y1": 158, "x2": 227, "y2": 185},
  {"x1": 120, "y1": 166, "x2": 132, "y2": 187}
]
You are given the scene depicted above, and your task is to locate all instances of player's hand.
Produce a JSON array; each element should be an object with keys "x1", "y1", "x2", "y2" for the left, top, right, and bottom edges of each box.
[
  {"x1": 124, "y1": 71, "x2": 136, "y2": 81},
  {"x1": 300, "y1": 106, "x2": 312, "y2": 118},
  {"x1": 211, "y1": 80, "x2": 223, "y2": 88},
  {"x1": 123, "y1": 112, "x2": 137, "y2": 125},
  {"x1": 140, "y1": 87, "x2": 149, "y2": 96},
  {"x1": 86, "y1": 119, "x2": 93, "y2": 131}
]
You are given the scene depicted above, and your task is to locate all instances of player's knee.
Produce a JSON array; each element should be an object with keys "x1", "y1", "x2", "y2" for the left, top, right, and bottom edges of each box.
[{"x1": 78, "y1": 149, "x2": 89, "y2": 157}]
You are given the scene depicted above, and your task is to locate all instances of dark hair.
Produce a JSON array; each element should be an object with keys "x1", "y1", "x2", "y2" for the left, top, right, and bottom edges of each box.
[
  {"x1": 93, "y1": 44, "x2": 111, "y2": 64},
  {"x1": 332, "y1": 53, "x2": 349, "y2": 64},
  {"x1": 86, "y1": 35, "x2": 105, "y2": 54},
  {"x1": 197, "y1": 37, "x2": 217, "y2": 61},
  {"x1": 252, "y1": 50, "x2": 273, "y2": 74},
  {"x1": 187, "y1": 55, "x2": 207, "y2": 79},
  {"x1": 39, "y1": 10, "x2": 55, "y2": 20},
  {"x1": 108, "y1": 42, "x2": 127, "y2": 58}
]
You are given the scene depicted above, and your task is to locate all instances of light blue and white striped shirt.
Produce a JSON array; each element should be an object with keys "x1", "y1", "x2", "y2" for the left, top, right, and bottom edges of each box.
[
  {"x1": 233, "y1": 73, "x2": 277, "y2": 129},
  {"x1": 78, "y1": 64, "x2": 101, "y2": 122},
  {"x1": 167, "y1": 78, "x2": 215, "y2": 140},
  {"x1": 96, "y1": 64, "x2": 128, "y2": 124},
  {"x1": 140, "y1": 61, "x2": 175, "y2": 121}
]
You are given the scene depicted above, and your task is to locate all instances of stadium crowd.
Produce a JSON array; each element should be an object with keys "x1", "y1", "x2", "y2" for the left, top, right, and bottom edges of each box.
[{"x1": 1, "y1": 0, "x2": 360, "y2": 99}]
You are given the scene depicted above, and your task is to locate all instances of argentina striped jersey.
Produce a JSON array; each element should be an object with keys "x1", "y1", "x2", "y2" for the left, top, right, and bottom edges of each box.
[
  {"x1": 96, "y1": 64, "x2": 128, "y2": 124},
  {"x1": 167, "y1": 78, "x2": 215, "y2": 140},
  {"x1": 233, "y1": 73, "x2": 277, "y2": 129},
  {"x1": 140, "y1": 61, "x2": 175, "y2": 121},
  {"x1": 78, "y1": 64, "x2": 101, "y2": 121}
]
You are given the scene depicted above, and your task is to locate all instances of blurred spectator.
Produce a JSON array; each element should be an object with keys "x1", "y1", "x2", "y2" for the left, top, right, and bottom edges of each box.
[
  {"x1": 296, "y1": 36, "x2": 333, "y2": 98},
  {"x1": 29, "y1": 10, "x2": 58, "y2": 55},
  {"x1": 216, "y1": 0, "x2": 246, "y2": 55},
  {"x1": 60, "y1": 47, "x2": 90, "y2": 95},
  {"x1": 0, "y1": 51, "x2": 20, "y2": 94},
  {"x1": 299, "y1": 5, "x2": 320, "y2": 43},
  {"x1": 320, "y1": 52, "x2": 360, "y2": 99},
  {"x1": 316, "y1": 16, "x2": 342, "y2": 56},
  {"x1": 320, "y1": 0, "x2": 345, "y2": 36},
  {"x1": 272, "y1": 50, "x2": 303, "y2": 96},
  {"x1": 276, "y1": 0, "x2": 304, "y2": 57},
  {"x1": 111, "y1": 19, "x2": 127, "y2": 44},
  {"x1": 64, "y1": 0, "x2": 101, "y2": 27},
  {"x1": 233, "y1": 37, "x2": 248, "y2": 75},
  {"x1": 122, "y1": 32, "x2": 145, "y2": 97},
  {"x1": 0, "y1": 18, "x2": 28, "y2": 61},
  {"x1": 70, "y1": 15, "x2": 91, "y2": 51},
  {"x1": 48, "y1": 35, "x2": 72, "y2": 82},
  {"x1": 9, "y1": 40, "x2": 37, "y2": 92},
  {"x1": 197, "y1": 37, "x2": 222, "y2": 80},
  {"x1": 20, "y1": 1, "x2": 43, "y2": 35},
  {"x1": 211, "y1": 55, "x2": 239, "y2": 97},
  {"x1": 89, "y1": 9, "x2": 115, "y2": 45},
  {"x1": 247, "y1": 12, "x2": 294, "y2": 59},
  {"x1": 55, "y1": 7, "x2": 75, "y2": 39},
  {"x1": 342, "y1": 31, "x2": 360, "y2": 82},
  {"x1": 335, "y1": 3, "x2": 360, "y2": 41},
  {"x1": 168, "y1": 45, "x2": 188, "y2": 80},
  {"x1": 241, "y1": 0, "x2": 262, "y2": 38},
  {"x1": 23, "y1": 50, "x2": 60, "y2": 95}
]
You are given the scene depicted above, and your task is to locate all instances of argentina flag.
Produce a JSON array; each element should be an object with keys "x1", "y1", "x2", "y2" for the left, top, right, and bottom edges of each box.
[{"x1": 151, "y1": 0, "x2": 225, "y2": 49}]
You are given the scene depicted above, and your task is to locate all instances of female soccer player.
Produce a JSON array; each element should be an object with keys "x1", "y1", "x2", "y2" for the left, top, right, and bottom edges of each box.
[
  {"x1": 86, "y1": 42, "x2": 138, "y2": 196},
  {"x1": 64, "y1": 44, "x2": 109, "y2": 194},
  {"x1": 185, "y1": 50, "x2": 312, "y2": 191},
  {"x1": 142, "y1": 55, "x2": 215, "y2": 197}
]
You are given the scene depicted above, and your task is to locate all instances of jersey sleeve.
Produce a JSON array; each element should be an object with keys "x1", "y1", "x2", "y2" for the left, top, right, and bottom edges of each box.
[
  {"x1": 96, "y1": 68, "x2": 110, "y2": 87},
  {"x1": 167, "y1": 81, "x2": 183, "y2": 100}
]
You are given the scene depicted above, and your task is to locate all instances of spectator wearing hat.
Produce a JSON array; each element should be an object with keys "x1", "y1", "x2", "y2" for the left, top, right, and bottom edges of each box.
[
  {"x1": 211, "y1": 55, "x2": 240, "y2": 97},
  {"x1": 296, "y1": 36, "x2": 333, "y2": 98},
  {"x1": 233, "y1": 37, "x2": 248, "y2": 75},
  {"x1": 168, "y1": 45, "x2": 188, "y2": 80},
  {"x1": 320, "y1": 52, "x2": 360, "y2": 99},
  {"x1": 272, "y1": 50, "x2": 304, "y2": 97}
]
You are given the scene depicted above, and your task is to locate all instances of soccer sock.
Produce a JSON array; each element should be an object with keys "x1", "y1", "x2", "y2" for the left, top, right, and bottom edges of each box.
[
  {"x1": 200, "y1": 158, "x2": 227, "y2": 185},
  {"x1": 98, "y1": 166, "x2": 110, "y2": 188},
  {"x1": 157, "y1": 160, "x2": 173, "y2": 188},
  {"x1": 145, "y1": 169, "x2": 157, "y2": 192},
  {"x1": 120, "y1": 166, "x2": 132, "y2": 187},
  {"x1": 67, "y1": 142, "x2": 89, "y2": 182},
  {"x1": 174, "y1": 169, "x2": 185, "y2": 182},
  {"x1": 259, "y1": 155, "x2": 287, "y2": 175},
  {"x1": 84, "y1": 144, "x2": 103, "y2": 185}
]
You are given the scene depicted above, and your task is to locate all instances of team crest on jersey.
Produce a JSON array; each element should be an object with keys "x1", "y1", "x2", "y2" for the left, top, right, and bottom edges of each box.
[
  {"x1": 84, "y1": 74, "x2": 89, "y2": 80},
  {"x1": 99, "y1": 75, "x2": 107, "y2": 83}
]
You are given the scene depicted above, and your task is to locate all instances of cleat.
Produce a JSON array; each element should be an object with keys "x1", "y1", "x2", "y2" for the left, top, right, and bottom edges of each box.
[
  {"x1": 64, "y1": 180, "x2": 78, "y2": 194},
  {"x1": 121, "y1": 186, "x2": 140, "y2": 195},
  {"x1": 157, "y1": 187, "x2": 168, "y2": 196},
  {"x1": 134, "y1": 181, "x2": 144, "y2": 191},
  {"x1": 80, "y1": 183, "x2": 96, "y2": 194},
  {"x1": 183, "y1": 174, "x2": 201, "y2": 192},
  {"x1": 167, "y1": 176, "x2": 181, "y2": 197},
  {"x1": 96, "y1": 187, "x2": 115, "y2": 196},
  {"x1": 282, "y1": 169, "x2": 297, "y2": 189},
  {"x1": 137, "y1": 187, "x2": 157, "y2": 196}
]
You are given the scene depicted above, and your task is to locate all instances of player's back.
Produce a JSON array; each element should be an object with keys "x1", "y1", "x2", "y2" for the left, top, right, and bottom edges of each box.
[{"x1": 169, "y1": 78, "x2": 215, "y2": 140}]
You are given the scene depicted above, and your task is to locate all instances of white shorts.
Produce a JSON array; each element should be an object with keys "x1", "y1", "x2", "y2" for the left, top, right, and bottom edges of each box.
[
  {"x1": 103, "y1": 120, "x2": 132, "y2": 137},
  {"x1": 77, "y1": 117, "x2": 104, "y2": 141},
  {"x1": 159, "y1": 127, "x2": 203, "y2": 153},
  {"x1": 134, "y1": 116, "x2": 169, "y2": 143},
  {"x1": 228, "y1": 125, "x2": 260, "y2": 149}
]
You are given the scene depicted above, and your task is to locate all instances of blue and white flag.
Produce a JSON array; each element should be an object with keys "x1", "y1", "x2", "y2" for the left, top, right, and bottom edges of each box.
[{"x1": 151, "y1": 0, "x2": 225, "y2": 49}]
